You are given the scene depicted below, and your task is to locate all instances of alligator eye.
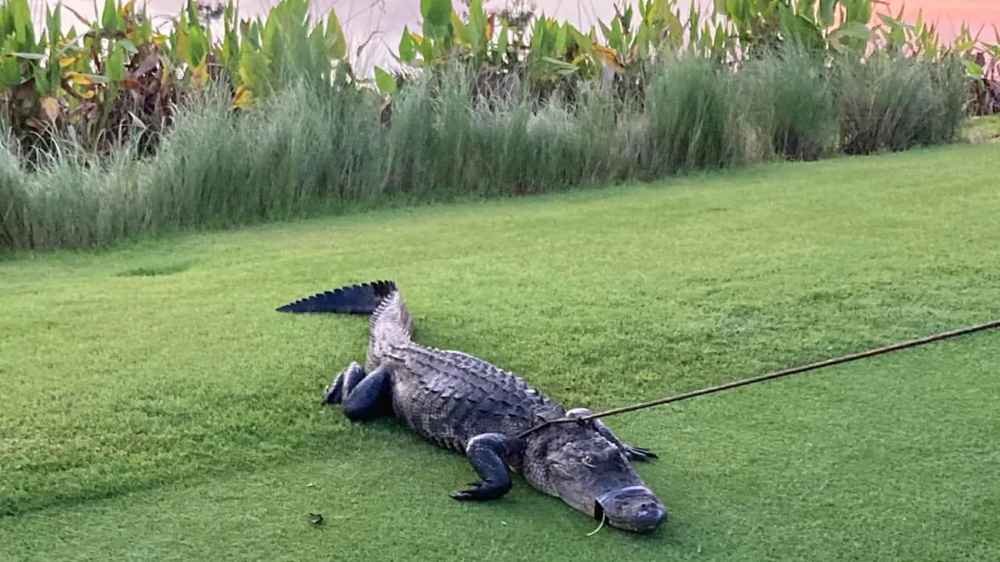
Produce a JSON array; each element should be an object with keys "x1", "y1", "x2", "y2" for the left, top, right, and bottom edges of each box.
[{"x1": 582, "y1": 455, "x2": 594, "y2": 468}]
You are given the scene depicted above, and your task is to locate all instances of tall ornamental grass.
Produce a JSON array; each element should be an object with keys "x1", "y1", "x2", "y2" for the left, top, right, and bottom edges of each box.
[
  {"x1": 836, "y1": 54, "x2": 968, "y2": 154},
  {"x1": 735, "y1": 47, "x2": 839, "y2": 161},
  {"x1": 0, "y1": 53, "x2": 969, "y2": 251},
  {"x1": 642, "y1": 58, "x2": 738, "y2": 175}
]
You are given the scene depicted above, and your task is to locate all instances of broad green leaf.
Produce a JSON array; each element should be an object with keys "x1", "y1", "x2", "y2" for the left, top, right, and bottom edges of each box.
[
  {"x1": 0, "y1": 57, "x2": 22, "y2": 88},
  {"x1": 418, "y1": 35, "x2": 434, "y2": 64},
  {"x1": 554, "y1": 24, "x2": 568, "y2": 56},
  {"x1": 609, "y1": 17, "x2": 624, "y2": 53},
  {"x1": 844, "y1": 0, "x2": 871, "y2": 25},
  {"x1": 46, "y1": 5, "x2": 61, "y2": 50},
  {"x1": 421, "y1": 0, "x2": 452, "y2": 39},
  {"x1": 102, "y1": 0, "x2": 120, "y2": 32},
  {"x1": 530, "y1": 20, "x2": 545, "y2": 58},
  {"x1": 778, "y1": 5, "x2": 823, "y2": 49},
  {"x1": 963, "y1": 59, "x2": 983, "y2": 78},
  {"x1": 119, "y1": 39, "x2": 138, "y2": 54},
  {"x1": 239, "y1": 48, "x2": 271, "y2": 94},
  {"x1": 451, "y1": 12, "x2": 470, "y2": 45},
  {"x1": 569, "y1": 26, "x2": 592, "y2": 53},
  {"x1": 725, "y1": 0, "x2": 740, "y2": 20},
  {"x1": 11, "y1": 0, "x2": 34, "y2": 46},
  {"x1": 496, "y1": 23, "x2": 508, "y2": 58},
  {"x1": 539, "y1": 56, "x2": 578, "y2": 75},
  {"x1": 667, "y1": 10, "x2": 684, "y2": 45},
  {"x1": 819, "y1": 0, "x2": 838, "y2": 27},
  {"x1": 829, "y1": 21, "x2": 870, "y2": 49},
  {"x1": 468, "y1": 0, "x2": 488, "y2": 51},
  {"x1": 373, "y1": 65, "x2": 397, "y2": 95},
  {"x1": 326, "y1": 9, "x2": 347, "y2": 60},
  {"x1": 106, "y1": 46, "x2": 125, "y2": 81},
  {"x1": 399, "y1": 28, "x2": 416, "y2": 63},
  {"x1": 189, "y1": 25, "x2": 208, "y2": 64},
  {"x1": 33, "y1": 64, "x2": 50, "y2": 96},
  {"x1": 420, "y1": 0, "x2": 451, "y2": 28},
  {"x1": 240, "y1": 20, "x2": 260, "y2": 49},
  {"x1": 186, "y1": 0, "x2": 200, "y2": 24},
  {"x1": 795, "y1": 0, "x2": 813, "y2": 21}
]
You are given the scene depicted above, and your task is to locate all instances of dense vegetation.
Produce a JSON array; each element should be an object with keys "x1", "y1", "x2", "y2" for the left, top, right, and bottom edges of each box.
[{"x1": 0, "y1": 0, "x2": 996, "y2": 250}]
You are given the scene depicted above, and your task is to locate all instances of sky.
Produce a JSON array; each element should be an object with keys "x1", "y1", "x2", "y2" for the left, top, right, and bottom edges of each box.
[
  {"x1": 223, "y1": 0, "x2": 1000, "y2": 41},
  {"x1": 886, "y1": 0, "x2": 1000, "y2": 40},
  {"x1": 40, "y1": 0, "x2": 1000, "y2": 63},
  {"x1": 309, "y1": 0, "x2": 1000, "y2": 66}
]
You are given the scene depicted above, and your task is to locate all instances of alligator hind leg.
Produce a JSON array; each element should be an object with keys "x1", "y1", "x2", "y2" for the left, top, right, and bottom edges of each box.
[
  {"x1": 451, "y1": 433, "x2": 513, "y2": 501},
  {"x1": 567, "y1": 408, "x2": 658, "y2": 462},
  {"x1": 341, "y1": 365, "x2": 393, "y2": 421},
  {"x1": 323, "y1": 362, "x2": 367, "y2": 405}
]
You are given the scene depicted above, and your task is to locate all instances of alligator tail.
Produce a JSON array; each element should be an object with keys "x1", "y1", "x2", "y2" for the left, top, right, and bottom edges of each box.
[{"x1": 276, "y1": 280, "x2": 397, "y2": 314}]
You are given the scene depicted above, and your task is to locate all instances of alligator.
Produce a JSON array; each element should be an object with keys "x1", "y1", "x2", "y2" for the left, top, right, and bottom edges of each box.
[{"x1": 278, "y1": 280, "x2": 667, "y2": 533}]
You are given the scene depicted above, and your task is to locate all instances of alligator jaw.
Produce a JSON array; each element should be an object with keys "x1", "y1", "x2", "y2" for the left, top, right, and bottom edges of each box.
[{"x1": 595, "y1": 486, "x2": 667, "y2": 533}]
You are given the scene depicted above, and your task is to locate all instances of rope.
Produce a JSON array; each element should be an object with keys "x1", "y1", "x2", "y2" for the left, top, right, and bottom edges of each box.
[{"x1": 516, "y1": 319, "x2": 1000, "y2": 440}]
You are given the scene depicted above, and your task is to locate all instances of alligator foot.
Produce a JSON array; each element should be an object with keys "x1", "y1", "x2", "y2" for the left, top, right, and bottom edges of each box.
[
  {"x1": 566, "y1": 408, "x2": 660, "y2": 463},
  {"x1": 451, "y1": 433, "x2": 513, "y2": 501},
  {"x1": 323, "y1": 362, "x2": 366, "y2": 405},
  {"x1": 342, "y1": 365, "x2": 393, "y2": 421}
]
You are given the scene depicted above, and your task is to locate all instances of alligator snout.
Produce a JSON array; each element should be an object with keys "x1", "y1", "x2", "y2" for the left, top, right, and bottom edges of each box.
[{"x1": 596, "y1": 485, "x2": 667, "y2": 533}]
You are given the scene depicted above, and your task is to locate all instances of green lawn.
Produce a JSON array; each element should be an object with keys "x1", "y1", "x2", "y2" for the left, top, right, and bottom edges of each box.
[{"x1": 2, "y1": 144, "x2": 999, "y2": 561}]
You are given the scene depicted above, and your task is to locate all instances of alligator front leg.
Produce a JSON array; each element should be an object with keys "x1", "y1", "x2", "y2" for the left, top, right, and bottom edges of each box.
[
  {"x1": 566, "y1": 408, "x2": 659, "y2": 462},
  {"x1": 450, "y1": 433, "x2": 513, "y2": 501},
  {"x1": 323, "y1": 363, "x2": 394, "y2": 422}
]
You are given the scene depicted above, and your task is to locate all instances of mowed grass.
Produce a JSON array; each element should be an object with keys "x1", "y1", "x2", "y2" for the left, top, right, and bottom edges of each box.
[{"x1": 2, "y1": 143, "x2": 999, "y2": 560}]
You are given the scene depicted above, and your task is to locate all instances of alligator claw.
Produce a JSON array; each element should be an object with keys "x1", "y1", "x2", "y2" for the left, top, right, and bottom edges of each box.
[
  {"x1": 624, "y1": 445, "x2": 658, "y2": 462},
  {"x1": 450, "y1": 482, "x2": 508, "y2": 501},
  {"x1": 450, "y1": 490, "x2": 477, "y2": 501},
  {"x1": 322, "y1": 381, "x2": 342, "y2": 405}
]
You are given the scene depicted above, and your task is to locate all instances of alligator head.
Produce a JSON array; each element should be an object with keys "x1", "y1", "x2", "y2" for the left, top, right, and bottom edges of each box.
[{"x1": 529, "y1": 427, "x2": 667, "y2": 533}]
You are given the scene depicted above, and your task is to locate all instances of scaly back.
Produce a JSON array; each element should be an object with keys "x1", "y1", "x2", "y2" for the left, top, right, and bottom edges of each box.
[{"x1": 367, "y1": 290, "x2": 413, "y2": 368}]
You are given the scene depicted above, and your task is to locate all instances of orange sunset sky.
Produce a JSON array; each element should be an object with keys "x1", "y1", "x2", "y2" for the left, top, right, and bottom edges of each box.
[{"x1": 887, "y1": 0, "x2": 1000, "y2": 38}]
